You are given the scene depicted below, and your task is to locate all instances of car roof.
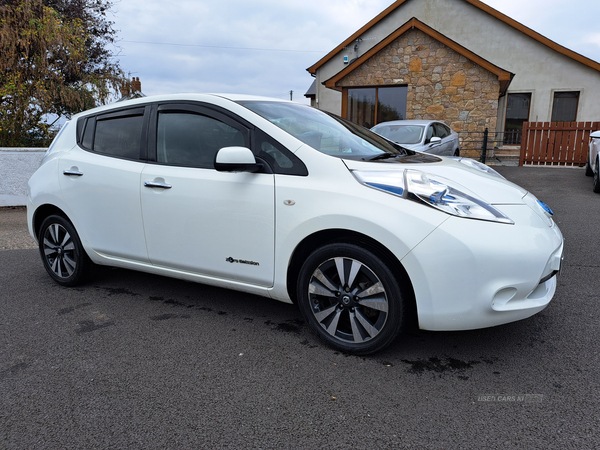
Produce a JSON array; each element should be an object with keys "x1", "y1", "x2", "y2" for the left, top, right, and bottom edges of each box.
[{"x1": 70, "y1": 93, "x2": 293, "y2": 120}]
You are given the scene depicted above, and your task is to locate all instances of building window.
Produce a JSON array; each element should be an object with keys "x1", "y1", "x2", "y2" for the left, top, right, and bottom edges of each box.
[
  {"x1": 504, "y1": 93, "x2": 531, "y2": 144},
  {"x1": 347, "y1": 86, "x2": 407, "y2": 128},
  {"x1": 551, "y1": 91, "x2": 579, "y2": 122},
  {"x1": 348, "y1": 88, "x2": 376, "y2": 128},
  {"x1": 377, "y1": 87, "x2": 407, "y2": 123}
]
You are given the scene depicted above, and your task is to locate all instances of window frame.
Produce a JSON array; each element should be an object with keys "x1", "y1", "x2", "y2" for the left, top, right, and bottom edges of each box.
[
  {"x1": 550, "y1": 90, "x2": 580, "y2": 123},
  {"x1": 148, "y1": 101, "x2": 308, "y2": 176},
  {"x1": 425, "y1": 124, "x2": 435, "y2": 143},
  {"x1": 76, "y1": 106, "x2": 150, "y2": 161},
  {"x1": 342, "y1": 85, "x2": 408, "y2": 127},
  {"x1": 148, "y1": 103, "x2": 250, "y2": 168},
  {"x1": 433, "y1": 122, "x2": 450, "y2": 139},
  {"x1": 251, "y1": 129, "x2": 308, "y2": 176}
]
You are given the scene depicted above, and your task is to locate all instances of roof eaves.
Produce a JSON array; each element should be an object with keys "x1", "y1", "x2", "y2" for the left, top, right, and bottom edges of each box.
[
  {"x1": 307, "y1": 0, "x2": 409, "y2": 74},
  {"x1": 308, "y1": 0, "x2": 600, "y2": 76}
]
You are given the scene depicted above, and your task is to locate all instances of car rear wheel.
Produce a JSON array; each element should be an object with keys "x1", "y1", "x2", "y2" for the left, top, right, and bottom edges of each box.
[
  {"x1": 297, "y1": 243, "x2": 405, "y2": 354},
  {"x1": 38, "y1": 215, "x2": 93, "y2": 286},
  {"x1": 594, "y1": 159, "x2": 600, "y2": 193}
]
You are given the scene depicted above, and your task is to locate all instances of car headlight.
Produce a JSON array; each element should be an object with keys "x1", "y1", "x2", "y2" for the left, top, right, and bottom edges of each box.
[{"x1": 352, "y1": 169, "x2": 514, "y2": 224}]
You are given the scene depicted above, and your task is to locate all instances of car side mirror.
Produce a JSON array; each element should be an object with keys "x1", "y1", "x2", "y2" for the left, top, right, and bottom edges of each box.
[
  {"x1": 429, "y1": 137, "x2": 442, "y2": 146},
  {"x1": 214, "y1": 146, "x2": 262, "y2": 173},
  {"x1": 590, "y1": 131, "x2": 600, "y2": 139}
]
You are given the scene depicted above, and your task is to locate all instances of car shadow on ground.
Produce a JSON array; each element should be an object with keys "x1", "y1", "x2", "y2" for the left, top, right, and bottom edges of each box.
[{"x1": 85, "y1": 263, "x2": 551, "y2": 372}]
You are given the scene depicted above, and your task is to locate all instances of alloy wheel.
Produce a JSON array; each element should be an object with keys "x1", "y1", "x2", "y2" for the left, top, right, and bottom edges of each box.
[
  {"x1": 42, "y1": 223, "x2": 77, "y2": 279},
  {"x1": 307, "y1": 257, "x2": 389, "y2": 344}
]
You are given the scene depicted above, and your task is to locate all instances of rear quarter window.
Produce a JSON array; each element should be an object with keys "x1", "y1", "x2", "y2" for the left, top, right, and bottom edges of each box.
[{"x1": 76, "y1": 107, "x2": 146, "y2": 160}]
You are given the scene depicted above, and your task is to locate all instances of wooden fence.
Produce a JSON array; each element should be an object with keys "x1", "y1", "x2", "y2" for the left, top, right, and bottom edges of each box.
[{"x1": 520, "y1": 122, "x2": 600, "y2": 166}]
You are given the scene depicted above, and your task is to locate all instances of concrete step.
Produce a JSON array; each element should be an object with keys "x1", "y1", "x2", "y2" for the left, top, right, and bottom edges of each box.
[
  {"x1": 494, "y1": 148, "x2": 520, "y2": 157},
  {"x1": 487, "y1": 158, "x2": 519, "y2": 167},
  {"x1": 489, "y1": 146, "x2": 521, "y2": 166}
]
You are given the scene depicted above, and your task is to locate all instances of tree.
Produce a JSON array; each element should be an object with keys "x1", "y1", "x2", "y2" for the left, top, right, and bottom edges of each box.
[
  {"x1": 0, "y1": 0, "x2": 125, "y2": 146},
  {"x1": 44, "y1": 0, "x2": 122, "y2": 86}
]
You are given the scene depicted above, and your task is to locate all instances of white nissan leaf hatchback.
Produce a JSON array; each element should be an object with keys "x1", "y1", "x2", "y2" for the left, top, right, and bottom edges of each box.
[{"x1": 28, "y1": 94, "x2": 564, "y2": 354}]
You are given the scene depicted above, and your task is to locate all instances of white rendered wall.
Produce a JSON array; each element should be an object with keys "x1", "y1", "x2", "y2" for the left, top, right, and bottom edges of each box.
[{"x1": 0, "y1": 148, "x2": 46, "y2": 206}]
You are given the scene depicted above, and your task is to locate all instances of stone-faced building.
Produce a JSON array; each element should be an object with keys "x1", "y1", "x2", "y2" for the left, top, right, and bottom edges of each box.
[{"x1": 306, "y1": 0, "x2": 600, "y2": 147}]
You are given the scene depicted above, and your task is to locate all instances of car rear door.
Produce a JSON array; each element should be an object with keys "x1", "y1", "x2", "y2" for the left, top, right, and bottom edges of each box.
[{"x1": 58, "y1": 106, "x2": 150, "y2": 262}]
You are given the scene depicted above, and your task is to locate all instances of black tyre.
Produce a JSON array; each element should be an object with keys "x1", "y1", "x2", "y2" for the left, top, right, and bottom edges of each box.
[
  {"x1": 594, "y1": 159, "x2": 600, "y2": 193},
  {"x1": 38, "y1": 215, "x2": 93, "y2": 286},
  {"x1": 297, "y1": 243, "x2": 405, "y2": 355},
  {"x1": 453, "y1": 148, "x2": 460, "y2": 157},
  {"x1": 585, "y1": 159, "x2": 593, "y2": 177}
]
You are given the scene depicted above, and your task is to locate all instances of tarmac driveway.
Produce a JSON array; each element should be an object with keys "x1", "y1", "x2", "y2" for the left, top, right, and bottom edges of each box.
[{"x1": 1, "y1": 166, "x2": 598, "y2": 449}]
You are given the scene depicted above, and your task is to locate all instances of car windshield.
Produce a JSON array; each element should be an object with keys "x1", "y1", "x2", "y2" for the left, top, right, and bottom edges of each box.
[
  {"x1": 238, "y1": 101, "x2": 408, "y2": 160},
  {"x1": 371, "y1": 124, "x2": 425, "y2": 144}
]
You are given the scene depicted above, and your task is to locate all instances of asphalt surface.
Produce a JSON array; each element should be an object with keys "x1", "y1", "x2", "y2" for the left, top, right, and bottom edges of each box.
[{"x1": 1, "y1": 167, "x2": 598, "y2": 449}]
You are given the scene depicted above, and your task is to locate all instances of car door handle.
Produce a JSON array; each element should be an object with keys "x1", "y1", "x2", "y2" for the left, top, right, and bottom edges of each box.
[
  {"x1": 63, "y1": 170, "x2": 83, "y2": 176},
  {"x1": 144, "y1": 181, "x2": 172, "y2": 189}
]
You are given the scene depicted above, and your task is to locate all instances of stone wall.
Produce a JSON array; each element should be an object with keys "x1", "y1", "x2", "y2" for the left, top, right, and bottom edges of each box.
[{"x1": 338, "y1": 28, "x2": 500, "y2": 156}]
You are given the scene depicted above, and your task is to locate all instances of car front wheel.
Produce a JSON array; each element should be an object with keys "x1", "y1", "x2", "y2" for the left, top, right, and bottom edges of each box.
[
  {"x1": 38, "y1": 215, "x2": 93, "y2": 286},
  {"x1": 297, "y1": 243, "x2": 405, "y2": 354}
]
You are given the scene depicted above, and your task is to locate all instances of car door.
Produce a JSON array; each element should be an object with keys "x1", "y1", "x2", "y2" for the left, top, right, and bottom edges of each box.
[
  {"x1": 140, "y1": 103, "x2": 275, "y2": 286},
  {"x1": 58, "y1": 106, "x2": 150, "y2": 261}
]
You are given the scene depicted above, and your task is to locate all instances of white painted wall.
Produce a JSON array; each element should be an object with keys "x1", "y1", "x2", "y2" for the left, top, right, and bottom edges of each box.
[
  {"x1": 0, "y1": 148, "x2": 46, "y2": 207},
  {"x1": 314, "y1": 0, "x2": 600, "y2": 129}
]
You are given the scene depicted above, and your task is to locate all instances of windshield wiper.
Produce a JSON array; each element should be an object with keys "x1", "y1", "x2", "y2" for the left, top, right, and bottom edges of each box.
[{"x1": 364, "y1": 152, "x2": 397, "y2": 161}]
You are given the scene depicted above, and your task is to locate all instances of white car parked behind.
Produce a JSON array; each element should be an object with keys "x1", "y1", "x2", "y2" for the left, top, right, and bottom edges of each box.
[{"x1": 586, "y1": 130, "x2": 600, "y2": 193}]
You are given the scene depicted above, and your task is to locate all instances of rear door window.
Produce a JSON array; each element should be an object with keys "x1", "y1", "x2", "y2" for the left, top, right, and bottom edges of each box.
[
  {"x1": 95, "y1": 115, "x2": 145, "y2": 159},
  {"x1": 77, "y1": 107, "x2": 147, "y2": 160}
]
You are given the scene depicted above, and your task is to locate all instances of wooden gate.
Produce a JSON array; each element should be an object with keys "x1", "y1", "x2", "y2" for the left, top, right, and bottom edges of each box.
[{"x1": 520, "y1": 122, "x2": 600, "y2": 166}]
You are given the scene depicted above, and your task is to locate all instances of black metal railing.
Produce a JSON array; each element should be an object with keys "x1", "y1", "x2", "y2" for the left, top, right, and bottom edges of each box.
[
  {"x1": 502, "y1": 129, "x2": 522, "y2": 145},
  {"x1": 457, "y1": 130, "x2": 520, "y2": 163}
]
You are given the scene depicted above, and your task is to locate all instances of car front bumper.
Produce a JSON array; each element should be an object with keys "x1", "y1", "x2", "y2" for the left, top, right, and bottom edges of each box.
[{"x1": 401, "y1": 204, "x2": 564, "y2": 331}]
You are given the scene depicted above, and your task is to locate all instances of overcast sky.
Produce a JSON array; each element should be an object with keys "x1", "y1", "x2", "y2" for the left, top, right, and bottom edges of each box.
[{"x1": 110, "y1": 0, "x2": 600, "y2": 103}]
